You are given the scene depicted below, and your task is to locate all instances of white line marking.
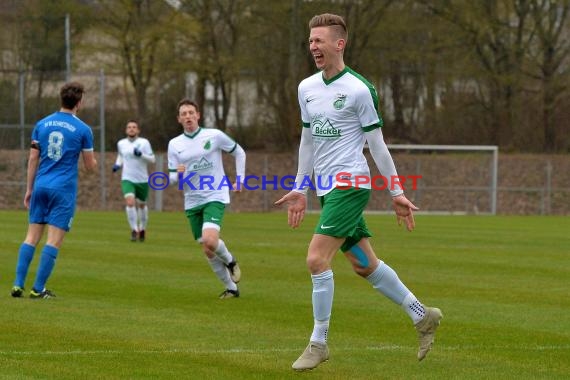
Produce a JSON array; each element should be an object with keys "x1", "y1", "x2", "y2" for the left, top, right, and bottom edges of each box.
[{"x1": 0, "y1": 345, "x2": 568, "y2": 356}]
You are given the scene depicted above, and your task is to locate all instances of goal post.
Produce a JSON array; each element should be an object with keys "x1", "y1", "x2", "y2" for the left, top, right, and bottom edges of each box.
[{"x1": 352, "y1": 144, "x2": 500, "y2": 215}]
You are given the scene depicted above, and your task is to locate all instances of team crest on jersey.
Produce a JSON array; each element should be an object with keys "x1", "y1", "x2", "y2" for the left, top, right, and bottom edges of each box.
[
  {"x1": 333, "y1": 94, "x2": 347, "y2": 110},
  {"x1": 203, "y1": 140, "x2": 211, "y2": 150}
]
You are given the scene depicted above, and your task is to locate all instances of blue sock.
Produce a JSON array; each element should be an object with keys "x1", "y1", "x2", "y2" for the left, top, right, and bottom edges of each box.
[
  {"x1": 14, "y1": 243, "x2": 36, "y2": 288},
  {"x1": 32, "y1": 245, "x2": 59, "y2": 292}
]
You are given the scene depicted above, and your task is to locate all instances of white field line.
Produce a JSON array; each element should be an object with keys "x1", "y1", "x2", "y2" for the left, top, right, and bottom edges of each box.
[{"x1": 0, "y1": 344, "x2": 568, "y2": 356}]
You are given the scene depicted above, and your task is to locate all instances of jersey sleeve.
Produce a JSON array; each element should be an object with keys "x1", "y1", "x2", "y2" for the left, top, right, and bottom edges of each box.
[
  {"x1": 114, "y1": 141, "x2": 122, "y2": 166},
  {"x1": 355, "y1": 85, "x2": 383, "y2": 132},
  {"x1": 142, "y1": 139, "x2": 154, "y2": 155},
  {"x1": 31, "y1": 125, "x2": 39, "y2": 146},
  {"x1": 217, "y1": 131, "x2": 238, "y2": 153},
  {"x1": 82, "y1": 126, "x2": 95, "y2": 151},
  {"x1": 167, "y1": 141, "x2": 179, "y2": 172},
  {"x1": 140, "y1": 138, "x2": 156, "y2": 163},
  {"x1": 298, "y1": 82, "x2": 311, "y2": 128}
]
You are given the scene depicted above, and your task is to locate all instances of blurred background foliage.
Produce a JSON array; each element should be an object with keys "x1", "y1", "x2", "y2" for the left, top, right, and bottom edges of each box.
[{"x1": 1, "y1": 0, "x2": 569, "y2": 152}]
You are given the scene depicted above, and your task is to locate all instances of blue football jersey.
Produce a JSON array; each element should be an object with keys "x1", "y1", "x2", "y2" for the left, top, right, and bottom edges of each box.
[{"x1": 31, "y1": 111, "x2": 94, "y2": 193}]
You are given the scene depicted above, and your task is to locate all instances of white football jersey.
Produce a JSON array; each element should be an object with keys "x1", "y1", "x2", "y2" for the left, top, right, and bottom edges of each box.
[
  {"x1": 115, "y1": 137, "x2": 154, "y2": 183},
  {"x1": 168, "y1": 127, "x2": 239, "y2": 209},
  {"x1": 298, "y1": 66, "x2": 383, "y2": 196}
]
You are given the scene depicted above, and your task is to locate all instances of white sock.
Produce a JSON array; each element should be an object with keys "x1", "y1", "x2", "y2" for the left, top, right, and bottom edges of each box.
[
  {"x1": 367, "y1": 261, "x2": 425, "y2": 324},
  {"x1": 214, "y1": 239, "x2": 234, "y2": 265},
  {"x1": 310, "y1": 320, "x2": 330, "y2": 345},
  {"x1": 401, "y1": 293, "x2": 426, "y2": 324},
  {"x1": 126, "y1": 206, "x2": 138, "y2": 231},
  {"x1": 207, "y1": 256, "x2": 236, "y2": 290},
  {"x1": 310, "y1": 270, "x2": 334, "y2": 344},
  {"x1": 366, "y1": 261, "x2": 410, "y2": 304},
  {"x1": 138, "y1": 205, "x2": 148, "y2": 230}
]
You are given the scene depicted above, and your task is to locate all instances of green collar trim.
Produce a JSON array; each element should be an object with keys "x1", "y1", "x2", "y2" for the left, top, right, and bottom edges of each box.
[
  {"x1": 183, "y1": 127, "x2": 201, "y2": 139},
  {"x1": 322, "y1": 67, "x2": 348, "y2": 85}
]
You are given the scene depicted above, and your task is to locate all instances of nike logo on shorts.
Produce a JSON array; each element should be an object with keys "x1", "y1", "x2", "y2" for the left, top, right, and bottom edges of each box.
[{"x1": 320, "y1": 224, "x2": 334, "y2": 229}]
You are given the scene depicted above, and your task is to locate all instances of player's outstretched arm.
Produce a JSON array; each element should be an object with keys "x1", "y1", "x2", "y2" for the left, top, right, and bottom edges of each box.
[
  {"x1": 276, "y1": 126, "x2": 313, "y2": 228},
  {"x1": 275, "y1": 191, "x2": 307, "y2": 229},
  {"x1": 392, "y1": 194, "x2": 419, "y2": 231},
  {"x1": 365, "y1": 129, "x2": 419, "y2": 231}
]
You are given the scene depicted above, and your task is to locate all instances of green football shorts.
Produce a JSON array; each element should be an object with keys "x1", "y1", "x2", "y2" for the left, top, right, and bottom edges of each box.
[
  {"x1": 121, "y1": 180, "x2": 150, "y2": 202},
  {"x1": 315, "y1": 187, "x2": 372, "y2": 252},
  {"x1": 185, "y1": 201, "x2": 226, "y2": 240}
]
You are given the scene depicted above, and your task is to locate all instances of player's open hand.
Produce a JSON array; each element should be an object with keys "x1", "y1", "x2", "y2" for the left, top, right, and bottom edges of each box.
[
  {"x1": 232, "y1": 182, "x2": 242, "y2": 193},
  {"x1": 392, "y1": 194, "x2": 419, "y2": 232},
  {"x1": 275, "y1": 191, "x2": 307, "y2": 228}
]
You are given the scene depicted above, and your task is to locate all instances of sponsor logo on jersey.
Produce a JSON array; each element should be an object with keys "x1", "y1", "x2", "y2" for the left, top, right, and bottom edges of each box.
[
  {"x1": 189, "y1": 157, "x2": 213, "y2": 171},
  {"x1": 313, "y1": 119, "x2": 341, "y2": 138}
]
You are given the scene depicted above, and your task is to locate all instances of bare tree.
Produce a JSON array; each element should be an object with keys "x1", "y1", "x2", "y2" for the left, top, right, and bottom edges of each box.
[
  {"x1": 94, "y1": 0, "x2": 180, "y2": 126},
  {"x1": 528, "y1": 0, "x2": 570, "y2": 151},
  {"x1": 178, "y1": 0, "x2": 251, "y2": 132},
  {"x1": 16, "y1": 0, "x2": 91, "y2": 119},
  {"x1": 420, "y1": 0, "x2": 535, "y2": 148}
]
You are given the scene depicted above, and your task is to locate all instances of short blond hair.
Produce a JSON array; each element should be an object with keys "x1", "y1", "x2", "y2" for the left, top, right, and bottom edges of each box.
[{"x1": 308, "y1": 13, "x2": 347, "y2": 40}]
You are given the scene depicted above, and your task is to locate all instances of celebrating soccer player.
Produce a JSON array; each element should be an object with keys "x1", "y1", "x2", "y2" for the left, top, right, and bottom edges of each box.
[{"x1": 275, "y1": 13, "x2": 443, "y2": 371}]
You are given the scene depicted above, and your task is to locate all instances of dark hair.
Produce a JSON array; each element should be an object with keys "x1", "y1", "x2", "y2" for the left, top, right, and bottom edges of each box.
[
  {"x1": 177, "y1": 98, "x2": 200, "y2": 114},
  {"x1": 309, "y1": 13, "x2": 348, "y2": 40},
  {"x1": 60, "y1": 82, "x2": 84, "y2": 110},
  {"x1": 126, "y1": 119, "x2": 139, "y2": 127}
]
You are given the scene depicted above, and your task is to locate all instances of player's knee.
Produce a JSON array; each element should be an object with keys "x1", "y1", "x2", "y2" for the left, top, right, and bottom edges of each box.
[
  {"x1": 198, "y1": 242, "x2": 215, "y2": 258},
  {"x1": 201, "y1": 236, "x2": 218, "y2": 253},
  {"x1": 306, "y1": 253, "x2": 328, "y2": 274}
]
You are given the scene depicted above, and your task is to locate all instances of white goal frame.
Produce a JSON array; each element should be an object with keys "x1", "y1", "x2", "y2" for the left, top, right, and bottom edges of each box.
[{"x1": 385, "y1": 144, "x2": 499, "y2": 215}]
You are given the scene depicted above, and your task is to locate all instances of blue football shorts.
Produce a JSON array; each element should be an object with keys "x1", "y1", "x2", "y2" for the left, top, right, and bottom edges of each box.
[{"x1": 29, "y1": 186, "x2": 76, "y2": 231}]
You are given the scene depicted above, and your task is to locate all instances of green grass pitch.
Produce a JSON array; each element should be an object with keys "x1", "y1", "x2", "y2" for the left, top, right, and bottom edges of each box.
[{"x1": 0, "y1": 210, "x2": 569, "y2": 379}]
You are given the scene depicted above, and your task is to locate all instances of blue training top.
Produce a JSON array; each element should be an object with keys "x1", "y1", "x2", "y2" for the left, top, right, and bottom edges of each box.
[{"x1": 31, "y1": 111, "x2": 94, "y2": 194}]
